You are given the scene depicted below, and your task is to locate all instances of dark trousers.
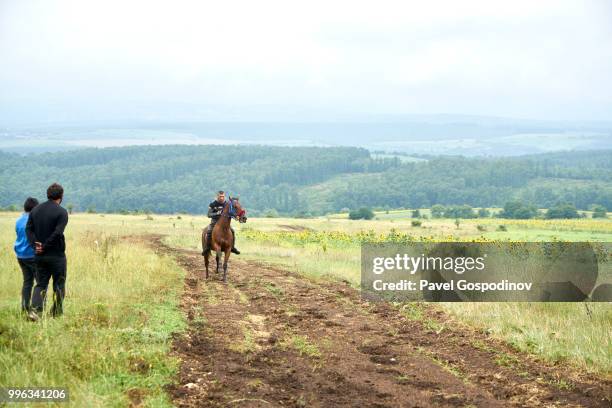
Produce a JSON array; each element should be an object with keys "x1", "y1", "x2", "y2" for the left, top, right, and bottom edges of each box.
[
  {"x1": 31, "y1": 255, "x2": 66, "y2": 316},
  {"x1": 17, "y1": 258, "x2": 37, "y2": 312}
]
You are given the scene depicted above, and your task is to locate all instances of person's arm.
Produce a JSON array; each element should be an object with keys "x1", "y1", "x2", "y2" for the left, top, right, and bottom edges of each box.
[
  {"x1": 43, "y1": 210, "x2": 68, "y2": 249},
  {"x1": 207, "y1": 202, "x2": 220, "y2": 218},
  {"x1": 26, "y1": 213, "x2": 36, "y2": 246}
]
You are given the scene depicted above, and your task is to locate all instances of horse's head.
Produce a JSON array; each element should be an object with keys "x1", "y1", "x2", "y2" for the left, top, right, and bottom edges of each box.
[{"x1": 227, "y1": 196, "x2": 247, "y2": 223}]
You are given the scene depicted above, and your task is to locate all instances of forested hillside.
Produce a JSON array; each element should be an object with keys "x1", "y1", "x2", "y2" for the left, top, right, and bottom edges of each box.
[{"x1": 0, "y1": 146, "x2": 610, "y2": 215}]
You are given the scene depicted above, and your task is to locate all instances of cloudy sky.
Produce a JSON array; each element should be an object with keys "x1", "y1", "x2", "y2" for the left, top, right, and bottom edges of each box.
[{"x1": 1, "y1": 0, "x2": 611, "y2": 123}]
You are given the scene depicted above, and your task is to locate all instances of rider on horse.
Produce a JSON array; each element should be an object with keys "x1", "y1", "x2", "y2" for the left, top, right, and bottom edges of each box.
[{"x1": 204, "y1": 191, "x2": 240, "y2": 255}]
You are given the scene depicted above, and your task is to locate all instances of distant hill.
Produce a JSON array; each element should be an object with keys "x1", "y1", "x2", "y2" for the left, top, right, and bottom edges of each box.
[
  {"x1": 2, "y1": 116, "x2": 611, "y2": 156},
  {"x1": 0, "y1": 146, "x2": 610, "y2": 215}
]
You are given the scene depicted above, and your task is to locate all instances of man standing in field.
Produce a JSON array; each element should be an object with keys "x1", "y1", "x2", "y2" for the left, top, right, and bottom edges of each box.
[
  {"x1": 14, "y1": 197, "x2": 39, "y2": 313},
  {"x1": 26, "y1": 183, "x2": 69, "y2": 321},
  {"x1": 203, "y1": 190, "x2": 240, "y2": 255}
]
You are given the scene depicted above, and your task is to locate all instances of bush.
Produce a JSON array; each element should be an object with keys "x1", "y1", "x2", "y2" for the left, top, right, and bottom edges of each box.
[
  {"x1": 476, "y1": 224, "x2": 487, "y2": 231},
  {"x1": 591, "y1": 205, "x2": 607, "y2": 219},
  {"x1": 431, "y1": 204, "x2": 445, "y2": 218},
  {"x1": 497, "y1": 225, "x2": 507, "y2": 231},
  {"x1": 446, "y1": 205, "x2": 477, "y2": 219},
  {"x1": 411, "y1": 220, "x2": 422, "y2": 227},
  {"x1": 263, "y1": 208, "x2": 279, "y2": 218},
  {"x1": 430, "y1": 204, "x2": 476, "y2": 219},
  {"x1": 500, "y1": 200, "x2": 537, "y2": 219},
  {"x1": 349, "y1": 207, "x2": 375, "y2": 220},
  {"x1": 546, "y1": 203, "x2": 579, "y2": 219},
  {"x1": 477, "y1": 208, "x2": 490, "y2": 218}
]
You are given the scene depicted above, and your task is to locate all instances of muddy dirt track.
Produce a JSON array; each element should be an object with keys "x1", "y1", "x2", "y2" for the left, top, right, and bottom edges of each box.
[{"x1": 148, "y1": 236, "x2": 610, "y2": 408}]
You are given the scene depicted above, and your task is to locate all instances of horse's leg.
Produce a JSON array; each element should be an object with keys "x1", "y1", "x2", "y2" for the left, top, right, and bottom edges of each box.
[
  {"x1": 215, "y1": 251, "x2": 221, "y2": 274},
  {"x1": 204, "y1": 251, "x2": 209, "y2": 279},
  {"x1": 201, "y1": 229, "x2": 206, "y2": 256},
  {"x1": 222, "y1": 249, "x2": 230, "y2": 283},
  {"x1": 202, "y1": 229, "x2": 209, "y2": 279}
]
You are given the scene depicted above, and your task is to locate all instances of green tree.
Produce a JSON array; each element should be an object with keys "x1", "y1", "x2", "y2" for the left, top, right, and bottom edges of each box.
[
  {"x1": 591, "y1": 205, "x2": 607, "y2": 218},
  {"x1": 431, "y1": 204, "x2": 445, "y2": 218},
  {"x1": 349, "y1": 207, "x2": 375, "y2": 220},
  {"x1": 477, "y1": 208, "x2": 490, "y2": 218},
  {"x1": 444, "y1": 205, "x2": 477, "y2": 219},
  {"x1": 546, "y1": 203, "x2": 579, "y2": 219},
  {"x1": 263, "y1": 208, "x2": 279, "y2": 218},
  {"x1": 500, "y1": 201, "x2": 537, "y2": 219}
]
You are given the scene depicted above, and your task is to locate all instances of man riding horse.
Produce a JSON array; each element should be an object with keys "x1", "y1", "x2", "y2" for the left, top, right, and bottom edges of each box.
[
  {"x1": 203, "y1": 191, "x2": 240, "y2": 255},
  {"x1": 202, "y1": 191, "x2": 247, "y2": 282}
]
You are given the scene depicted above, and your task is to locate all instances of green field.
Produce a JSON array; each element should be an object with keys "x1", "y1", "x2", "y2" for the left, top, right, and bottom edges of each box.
[{"x1": 0, "y1": 210, "x2": 610, "y2": 406}]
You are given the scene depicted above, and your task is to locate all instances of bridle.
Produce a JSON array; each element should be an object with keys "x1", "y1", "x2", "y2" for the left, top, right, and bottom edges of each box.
[{"x1": 222, "y1": 197, "x2": 246, "y2": 220}]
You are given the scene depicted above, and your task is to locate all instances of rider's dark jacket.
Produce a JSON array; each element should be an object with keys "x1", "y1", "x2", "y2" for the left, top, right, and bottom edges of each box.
[
  {"x1": 207, "y1": 200, "x2": 225, "y2": 224},
  {"x1": 205, "y1": 199, "x2": 237, "y2": 251}
]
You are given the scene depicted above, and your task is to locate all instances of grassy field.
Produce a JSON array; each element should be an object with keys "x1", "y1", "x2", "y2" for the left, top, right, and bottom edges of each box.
[
  {"x1": 0, "y1": 213, "x2": 186, "y2": 407},
  {"x1": 0, "y1": 209, "x2": 610, "y2": 406},
  {"x1": 166, "y1": 212, "x2": 612, "y2": 375}
]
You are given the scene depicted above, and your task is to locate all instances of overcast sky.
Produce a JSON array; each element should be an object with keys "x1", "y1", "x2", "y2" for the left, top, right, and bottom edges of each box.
[{"x1": 1, "y1": 0, "x2": 611, "y2": 124}]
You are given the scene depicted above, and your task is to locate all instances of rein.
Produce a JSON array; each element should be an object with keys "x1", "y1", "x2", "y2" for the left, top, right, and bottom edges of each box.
[{"x1": 221, "y1": 198, "x2": 245, "y2": 219}]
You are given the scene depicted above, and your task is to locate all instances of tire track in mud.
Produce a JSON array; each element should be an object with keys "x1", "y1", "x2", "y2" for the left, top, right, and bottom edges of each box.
[{"x1": 148, "y1": 236, "x2": 610, "y2": 408}]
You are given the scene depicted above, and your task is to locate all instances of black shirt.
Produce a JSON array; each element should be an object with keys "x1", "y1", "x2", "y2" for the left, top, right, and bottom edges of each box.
[
  {"x1": 26, "y1": 200, "x2": 69, "y2": 256},
  {"x1": 208, "y1": 200, "x2": 225, "y2": 221}
]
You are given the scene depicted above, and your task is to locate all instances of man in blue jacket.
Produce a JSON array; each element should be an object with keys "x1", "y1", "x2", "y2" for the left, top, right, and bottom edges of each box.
[{"x1": 14, "y1": 197, "x2": 39, "y2": 312}]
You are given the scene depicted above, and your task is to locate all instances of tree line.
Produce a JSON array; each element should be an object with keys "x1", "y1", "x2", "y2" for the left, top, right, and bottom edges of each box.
[{"x1": 0, "y1": 145, "x2": 610, "y2": 216}]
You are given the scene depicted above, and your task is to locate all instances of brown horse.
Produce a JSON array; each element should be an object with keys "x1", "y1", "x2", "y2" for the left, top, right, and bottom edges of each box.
[{"x1": 201, "y1": 197, "x2": 247, "y2": 282}]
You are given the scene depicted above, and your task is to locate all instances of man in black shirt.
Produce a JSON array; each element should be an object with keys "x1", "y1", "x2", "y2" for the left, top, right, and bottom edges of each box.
[
  {"x1": 26, "y1": 183, "x2": 69, "y2": 320},
  {"x1": 204, "y1": 190, "x2": 240, "y2": 255}
]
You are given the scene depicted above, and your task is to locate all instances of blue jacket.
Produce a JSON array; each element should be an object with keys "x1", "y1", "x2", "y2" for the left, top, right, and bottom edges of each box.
[{"x1": 15, "y1": 213, "x2": 35, "y2": 259}]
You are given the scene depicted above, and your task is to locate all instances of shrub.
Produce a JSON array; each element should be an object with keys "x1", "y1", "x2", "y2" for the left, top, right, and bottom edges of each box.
[
  {"x1": 477, "y1": 208, "x2": 490, "y2": 218},
  {"x1": 411, "y1": 220, "x2": 422, "y2": 227},
  {"x1": 429, "y1": 204, "x2": 476, "y2": 219},
  {"x1": 445, "y1": 205, "x2": 477, "y2": 219},
  {"x1": 431, "y1": 204, "x2": 445, "y2": 218},
  {"x1": 545, "y1": 203, "x2": 579, "y2": 219},
  {"x1": 500, "y1": 200, "x2": 537, "y2": 219},
  {"x1": 349, "y1": 207, "x2": 375, "y2": 220},
  {"x1": 591, "y1": 205, "x2": 607, "y2": 219},
  {"x1": 263, "y1": 208, "x2": 279, "y2": 218}
]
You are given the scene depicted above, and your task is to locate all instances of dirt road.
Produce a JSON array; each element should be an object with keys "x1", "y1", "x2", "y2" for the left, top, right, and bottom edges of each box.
[{"x1": 149, "y1": 237, "x2": 610, "y2": 407}]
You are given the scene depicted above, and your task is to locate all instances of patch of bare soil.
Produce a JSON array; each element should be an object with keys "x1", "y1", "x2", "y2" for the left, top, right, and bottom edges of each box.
[
  {"x1": 278, "y1": 225, "x2": 313, "y2": 232},
  {"x1": 147, "y1": 235, "x2": 610, "y2": 407}
]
